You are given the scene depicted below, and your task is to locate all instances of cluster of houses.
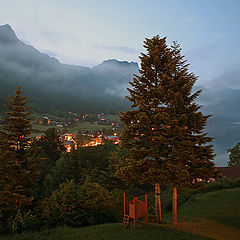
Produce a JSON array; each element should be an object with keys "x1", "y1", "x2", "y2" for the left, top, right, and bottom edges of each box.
[
  {"x1": 37, "y1": 113, "x2": 120, "y2": 130},
  {"x1": 60, "y1": 132, "x2": 120, "y2": 152},
  {"x1": 94, "y1": 113, "x2": 119, "y2": 128},
  {"x1": 59, "y1": 132, "x2": 240, "y2": 178},
  {"x1": 2, "y1": 115, "x2": 240, "y2": 179},
  {"x1": 37, "y1": 116, "x2": 75, "y2": 128},
  {"x1": 216, "y1": 167, "x2": 240, "y2": 179}
]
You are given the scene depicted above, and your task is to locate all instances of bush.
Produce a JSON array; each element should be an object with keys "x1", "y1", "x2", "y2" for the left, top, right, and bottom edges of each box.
[
  {"x1": 7, "y1": 209, "x2": 39, "y2": 233},
  {"x1": 42, "y1": 180, "x2": 121, "y2": 227},
  {"x1": 42, "y1": 180, "x2": 81, "y2": 227},
  {"x1": 147, "y1": 178, "x2": 240, "y2": 217}
]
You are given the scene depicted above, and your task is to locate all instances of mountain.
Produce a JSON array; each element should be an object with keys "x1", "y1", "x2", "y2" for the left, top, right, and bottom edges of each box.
[
  {"x1": 0, "y1": 24, "x2": 19, "y2": 44},
  {"x1": 0, "y1": 24, "x2": 139, "y2": 114}
]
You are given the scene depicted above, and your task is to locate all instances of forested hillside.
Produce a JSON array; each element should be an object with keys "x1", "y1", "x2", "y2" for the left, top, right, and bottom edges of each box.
[{"x1": 0, "y1": 24, "x2": 138, "y2": 115}]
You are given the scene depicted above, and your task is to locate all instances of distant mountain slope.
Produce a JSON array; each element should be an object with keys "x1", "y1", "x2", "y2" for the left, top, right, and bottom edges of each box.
[{"x1": 0, "y1": 24, "x2": 139, "y2": 114}]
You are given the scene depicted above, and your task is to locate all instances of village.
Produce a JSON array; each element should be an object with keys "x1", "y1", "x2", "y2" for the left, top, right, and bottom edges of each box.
[
  {"x1": 33, "y1": 112, "x2": 121, "y2": 152},
  {"x1": 59, "y1": 131, "x2": 120, "y2": 152}
]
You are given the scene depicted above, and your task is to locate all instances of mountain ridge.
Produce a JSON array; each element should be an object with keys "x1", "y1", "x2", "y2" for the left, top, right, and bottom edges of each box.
[
  {"x1": 0, "y1": 24, "x2": 19, "y2": 44},
  {"x1": 0, "y1": 24, "x2": 139, "y2": 115}
]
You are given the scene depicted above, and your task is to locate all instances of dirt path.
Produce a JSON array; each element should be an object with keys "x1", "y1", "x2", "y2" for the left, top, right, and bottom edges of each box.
[{"x1": 162, "y1": 218, "x2": 240, "y2": 240}]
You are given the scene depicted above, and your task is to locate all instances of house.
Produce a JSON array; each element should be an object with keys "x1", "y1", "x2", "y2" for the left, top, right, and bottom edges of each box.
[
  {"x1": 60, "y1": 133, "x2": 77, "y2": 152},
  {"x1": 83, "y1": 135, "x2": 103, "y2": 147},
  {"x1": 216, "y1": 167, "x2": 240, "y2": 179},
  {"x1": 105, "y1": 135, "x2": 120, "y2": 144}
]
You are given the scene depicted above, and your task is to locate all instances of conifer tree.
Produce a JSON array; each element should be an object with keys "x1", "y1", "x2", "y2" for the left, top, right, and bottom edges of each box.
[
  {"x1": 0, "y1": 87, "x2": 40, "y2": 214},
  {"x1": 3, "y1": 87, "x2": 32, "y2": 157},
  {"x1": 118, "y1": 36, "x2": 216, "y2": 225}
]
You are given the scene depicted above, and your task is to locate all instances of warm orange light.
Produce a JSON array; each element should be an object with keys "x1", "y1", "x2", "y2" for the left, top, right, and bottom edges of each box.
[{"x1": 66, "y1": 146, "x2": 71, "y2": 152}]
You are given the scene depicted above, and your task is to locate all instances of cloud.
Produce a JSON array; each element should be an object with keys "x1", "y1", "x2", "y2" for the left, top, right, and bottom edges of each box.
[
  {"x1": 95, "y1": 44, "x2": 139, "y2": 54},
  {"x1": 41, "y1": 31, "x2": 64, "y2": 44},
  {"x1": 41, "y1": 49, "x2": 59, "y2": 58},
  {"x1": 184, "y1": 43, "x2": 230, "y2": 82},
  {"x1": 197, "y1": 70, "x2": 240, "y2": 166},
  {"x1": 185, "y1": 44, "x2": 217, "y2": 62}
]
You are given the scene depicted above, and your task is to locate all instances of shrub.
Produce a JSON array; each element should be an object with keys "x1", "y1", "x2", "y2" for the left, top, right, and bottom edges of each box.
[
  {"x1": 42, "y1": 180, "x2": 121, "y2": 227},
  {"x1": 42, "y1": 180, "x2": 80, "y2": 226},
  {"x1": 7, "y1": 209, "x2": 39, "y2": 233},
  {"x1": 147, "y1": 178, "x2": 240, "y2": 218}
]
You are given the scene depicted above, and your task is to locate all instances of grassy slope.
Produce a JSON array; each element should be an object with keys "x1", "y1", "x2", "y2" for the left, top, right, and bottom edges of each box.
[
  {"x1": 3, "y1": 188, "x2": 240, "y2": 240},
  {"x1": 165, "y1": 187, "x2": 240, "y2": 240},
  {"x1": 178, "y1": 187, "x2": 240, "y2": 228},
  {"x1": 2, "y1": 224, "x2": 212, "y2": 240},
  {"x1": 31, "y1": 122, "x2": 113, "y2": 137},
  {"x1": 31, "y1": 114, "x2": 118, "y2": 137}
]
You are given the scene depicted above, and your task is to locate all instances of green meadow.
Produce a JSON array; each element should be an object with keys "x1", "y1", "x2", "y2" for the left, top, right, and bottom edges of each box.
[{"x1": 3, "y1": 188, "x2": 240, "y2": 240}]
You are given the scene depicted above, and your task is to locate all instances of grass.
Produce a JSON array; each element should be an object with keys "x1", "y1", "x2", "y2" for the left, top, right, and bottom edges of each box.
[
  {"x1": 1, "y1": 223, "x2": 213, "y2": 240},
  {"x1": 31, "y1": 122, "x2": 114, "y2": 137},
  {"x1": 163, "y1": 187, "x2": 240, "y2": 240},
  {"x1": 3, "y1": 187, "x2": 240, "y2": 240},
  {"x1": 69, "y1": 122, "x2": 113, "y2": 132},
  {"x1": 177, "y1": 188, "x2": 240, "y2": 228},
  {"x1": 105, "y1": 114, "x2": 119, "y2": 121},
  {"x1": 31, "y1": 114, "x2": 119, "y2": 137}
]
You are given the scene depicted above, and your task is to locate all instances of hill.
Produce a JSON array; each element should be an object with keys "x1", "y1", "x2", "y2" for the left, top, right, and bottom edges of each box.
[
  {"x1": 0, "y1": 24, "x2": 139, "y2": 115},
  {"x1": 165, "y1": 187, "x2": 240, "y2": 240},
  {"x1": 2, "y1": 223, "x2": 212, "y2": 240},
  {"x1": 3, "y1": 188, "x2": 240, "y2": 240}
]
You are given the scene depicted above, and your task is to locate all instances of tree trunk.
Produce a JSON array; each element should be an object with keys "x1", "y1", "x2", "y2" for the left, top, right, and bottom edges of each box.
[
  {"x1": 155, "y1": 183, "x2": 162, "y2": 223},
  {"x1": 172, "y1": 186, "x2": 177, "y2": 225}
]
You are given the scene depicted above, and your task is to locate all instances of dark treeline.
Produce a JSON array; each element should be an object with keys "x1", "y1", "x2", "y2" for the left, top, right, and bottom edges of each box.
[{"x1": 0, "y1": 87, "x2": 125, "y2": 234}]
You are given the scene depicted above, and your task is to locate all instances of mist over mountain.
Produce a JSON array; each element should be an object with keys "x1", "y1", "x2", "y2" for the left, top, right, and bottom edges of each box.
[
  {"x1": 197, "y1": 71, "x2": 240, "y2": 166},
  {"x1": 1, "y1": 24, "x2": 240, "y2": 166},
  {"x1": 0, "y1": 24, "x2": 139, "y2": 114}
]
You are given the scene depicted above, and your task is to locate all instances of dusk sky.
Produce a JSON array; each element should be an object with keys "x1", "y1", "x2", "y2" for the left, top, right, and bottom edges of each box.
[
  {"x1": 1, "y1": 0, "x2": 240, "y2": 165},
  {"x1": 0, "y1": 1, "x2": 239, "y2": 75}
]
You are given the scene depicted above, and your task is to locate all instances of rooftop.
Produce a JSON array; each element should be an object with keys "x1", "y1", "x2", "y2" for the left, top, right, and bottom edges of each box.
[{"x1": 216, "y1": 167, "x2": 240, "y2": 179}]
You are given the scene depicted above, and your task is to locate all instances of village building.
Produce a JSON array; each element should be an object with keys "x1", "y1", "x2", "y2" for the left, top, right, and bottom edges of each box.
[{"x1": 216, "y1": 167, "x2": 240, "y2": 179}]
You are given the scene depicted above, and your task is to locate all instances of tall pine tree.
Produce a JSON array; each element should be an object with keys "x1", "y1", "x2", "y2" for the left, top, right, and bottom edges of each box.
[
  {"x1": 117, "y1": 36, "x2": 216, "y2": 225},
  {"x1": 0, "y1": 87, "x2": 40, "y2": 215}
]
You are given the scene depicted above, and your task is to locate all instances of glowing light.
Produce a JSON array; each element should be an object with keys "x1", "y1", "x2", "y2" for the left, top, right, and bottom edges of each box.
[{"x1": 66, "y1": 146, "x2": 71, "y2": 152}]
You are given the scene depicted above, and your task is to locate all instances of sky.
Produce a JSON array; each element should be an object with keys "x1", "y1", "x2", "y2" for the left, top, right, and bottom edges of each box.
[
  {"x1": 0, "y1": 1, "x2": 239, "y2": 71},
  {"x1": 0, "y1": 0, "x2": 240, "y2": 166}
]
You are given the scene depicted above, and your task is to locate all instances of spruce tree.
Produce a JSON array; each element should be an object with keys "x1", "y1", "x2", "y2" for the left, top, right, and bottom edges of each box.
[
  {"x1": 0, "y1": 87, "x2": 40, "y2": 214},
  {"x1": 118, "y1": 36, "x2": 216, "y2": 225}
]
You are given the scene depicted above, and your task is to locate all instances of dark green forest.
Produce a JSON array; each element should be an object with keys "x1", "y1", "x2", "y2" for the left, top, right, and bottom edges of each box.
[{"x1": 0, "y1": 88, "x2": 124, "y2": 233}]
